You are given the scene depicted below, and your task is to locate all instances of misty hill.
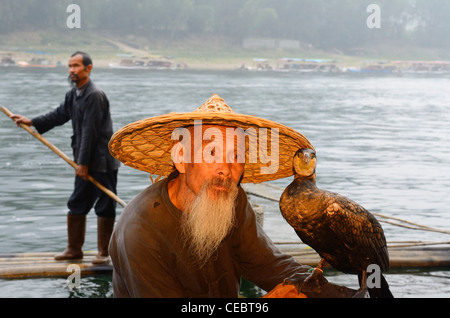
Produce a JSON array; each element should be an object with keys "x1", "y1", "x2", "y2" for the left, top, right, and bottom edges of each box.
[{"x1": 2, "y1": 1, "x2": 450, "y2": 65}]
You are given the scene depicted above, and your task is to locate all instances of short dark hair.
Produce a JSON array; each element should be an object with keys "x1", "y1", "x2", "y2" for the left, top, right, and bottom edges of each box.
[{"x1": 71, "y1": 51, "x2": 92, "y2": 67}]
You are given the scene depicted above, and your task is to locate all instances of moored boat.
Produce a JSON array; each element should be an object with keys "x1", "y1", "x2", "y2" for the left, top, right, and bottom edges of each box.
[{"x1": 17, "y1": 58, "x2": 58, "y2": 68}]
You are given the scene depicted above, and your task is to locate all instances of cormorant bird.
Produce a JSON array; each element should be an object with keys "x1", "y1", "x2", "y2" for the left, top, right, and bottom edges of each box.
[{"x1": 280, "y1": 148, "x2": 393, "y2": 298}]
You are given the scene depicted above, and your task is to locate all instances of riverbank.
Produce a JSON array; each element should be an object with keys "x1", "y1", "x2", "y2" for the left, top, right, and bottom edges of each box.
[{"x1": 2, "y1": 31, "x2": 450, "y2": 71}]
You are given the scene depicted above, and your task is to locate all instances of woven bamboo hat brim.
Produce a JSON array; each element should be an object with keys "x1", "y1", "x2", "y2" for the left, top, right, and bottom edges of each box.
[{"x1": 109, "y1": 94, "x2": 314, "y2": 183}]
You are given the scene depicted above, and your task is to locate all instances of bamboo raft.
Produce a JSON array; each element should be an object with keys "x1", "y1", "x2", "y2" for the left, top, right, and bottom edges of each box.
[
  {"x1": 1, "y1": 242, "x2": 449, "y2": 279},
  {"x1": 0, "y1": 251, "x2": 112, "y2": 279}
]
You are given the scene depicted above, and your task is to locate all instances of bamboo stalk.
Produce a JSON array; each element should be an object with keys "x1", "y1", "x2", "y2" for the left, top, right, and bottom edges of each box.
[
  {"x1": 1, "y1": 106, "x2": 127, "y2": 208},
  {"x1": 372, "y1": 212, "x2": 450, "y2": 234},
  {"x1": 0, "y1": 251, "x2": 98, "y2": 259}
]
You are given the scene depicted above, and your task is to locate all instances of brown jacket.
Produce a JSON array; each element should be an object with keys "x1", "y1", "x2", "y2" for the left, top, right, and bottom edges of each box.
[{"x1": 109, "y1": 174, "x2": 310, "y2": 297}]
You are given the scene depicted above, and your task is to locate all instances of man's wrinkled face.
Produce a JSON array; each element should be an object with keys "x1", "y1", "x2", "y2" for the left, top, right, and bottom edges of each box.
[
  {"x1": 177, "y1": 125, "x2": 245, "y2": 266},
  {"x1": 182, "y1": 125, "x2": 245, "y2": 200}
]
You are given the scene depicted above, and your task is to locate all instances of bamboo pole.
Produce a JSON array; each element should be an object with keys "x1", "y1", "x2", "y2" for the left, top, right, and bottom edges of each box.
[{"x1": 1, "y1": 106, "x2": 127, "y2": 208}]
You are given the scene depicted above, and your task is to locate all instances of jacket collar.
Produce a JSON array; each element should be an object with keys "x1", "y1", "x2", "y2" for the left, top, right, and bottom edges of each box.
[{"x1": 75, "y1": 80, "x2": 91, "y2": 97}]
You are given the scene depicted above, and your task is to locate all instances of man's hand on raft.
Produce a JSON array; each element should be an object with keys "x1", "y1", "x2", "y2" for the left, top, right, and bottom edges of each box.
[{"x1": 76, "y1": 164, "x2": 89, "y2": 180}]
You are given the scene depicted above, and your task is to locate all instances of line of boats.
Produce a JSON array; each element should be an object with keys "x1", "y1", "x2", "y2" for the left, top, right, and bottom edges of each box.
[
  {"x1": 107, "y1": 56, "x2": 188, "y2": 70},
  {"x1": 0, "y1": 53, "x2": 187, "y2": 70},
  {"x1": 347, "y1": 60, "x2": 450, "y2": 74},
  {"x1": 1, "y1": 55, "x2": 60, "y2": 68},
  {"x1": 242, "y1": 57, "x2": 450, "y2": 74},
  {"x1": 3, "y1": 52, "x2": 450, "y2": 74}
]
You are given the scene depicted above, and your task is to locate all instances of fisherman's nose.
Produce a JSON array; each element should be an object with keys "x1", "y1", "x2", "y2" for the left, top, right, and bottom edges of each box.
[{"x1": 216, "y1": 162, "x2": 232, "y2": 177}]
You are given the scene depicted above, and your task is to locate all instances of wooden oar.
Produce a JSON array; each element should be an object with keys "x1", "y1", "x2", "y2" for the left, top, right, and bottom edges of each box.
[{"x1": 1, "y1": 106, "x2": 127, "y2": 208}]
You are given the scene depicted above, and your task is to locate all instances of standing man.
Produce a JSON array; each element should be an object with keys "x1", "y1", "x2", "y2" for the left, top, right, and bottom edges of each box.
[{"x1": 10, "y1": 51, "x2": 120, "y2": 264}]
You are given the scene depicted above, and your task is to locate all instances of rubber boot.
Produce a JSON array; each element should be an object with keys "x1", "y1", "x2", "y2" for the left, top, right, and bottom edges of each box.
[
  {"x1": 54, "y1": 214, "x2": 86, "y2": 260},
  {"x1": 92, "y1": 216, "x2": 115, "y2": 265}
]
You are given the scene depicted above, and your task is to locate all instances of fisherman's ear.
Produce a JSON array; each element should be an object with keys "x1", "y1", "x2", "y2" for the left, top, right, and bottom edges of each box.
[
  {"x1": 174, "y1": 161, "x2": 186, "y2": 174},
  {"x1": 172, "y1": 142, "x2": 186, "y2": 174}
]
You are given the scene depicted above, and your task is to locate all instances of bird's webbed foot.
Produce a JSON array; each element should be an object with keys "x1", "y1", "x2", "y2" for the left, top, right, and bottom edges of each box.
[
  {"x1": 352, "y1": 287, "x2": 368, "y2": 298},
  {"x1": 352, "y1": 271, "x2": 369, "y2": 298}
]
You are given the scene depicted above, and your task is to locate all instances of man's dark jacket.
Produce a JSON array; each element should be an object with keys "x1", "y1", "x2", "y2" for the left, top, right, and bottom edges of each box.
[{"x1": 32, "y1": 81, "x2": 120, "y2": 172}]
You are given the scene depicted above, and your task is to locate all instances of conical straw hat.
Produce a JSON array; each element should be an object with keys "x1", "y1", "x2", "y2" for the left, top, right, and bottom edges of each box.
[{"x1": 109, "y1": 94, "x2": 314, "y2": 183}]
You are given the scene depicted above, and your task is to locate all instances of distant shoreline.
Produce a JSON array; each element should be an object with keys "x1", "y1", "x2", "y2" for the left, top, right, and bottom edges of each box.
[{"x1": 2, "y1": 31, "x2": 450, "y2": 72}]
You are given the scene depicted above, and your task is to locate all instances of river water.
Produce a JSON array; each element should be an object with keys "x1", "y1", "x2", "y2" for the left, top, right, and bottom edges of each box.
[{"x1": 0, "y1": 68, "x2": 449, "y2": 298}]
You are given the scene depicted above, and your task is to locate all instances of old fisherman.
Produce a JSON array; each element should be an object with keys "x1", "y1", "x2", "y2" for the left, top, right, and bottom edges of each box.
[{"x1": 108, "y1": 94, "x2": 357, "y2": 298}]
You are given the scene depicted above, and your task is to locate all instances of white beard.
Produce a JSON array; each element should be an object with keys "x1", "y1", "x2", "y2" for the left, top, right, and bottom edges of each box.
[{"x1": 181, "y1": 177, "x2": 238, "y2": 267}]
